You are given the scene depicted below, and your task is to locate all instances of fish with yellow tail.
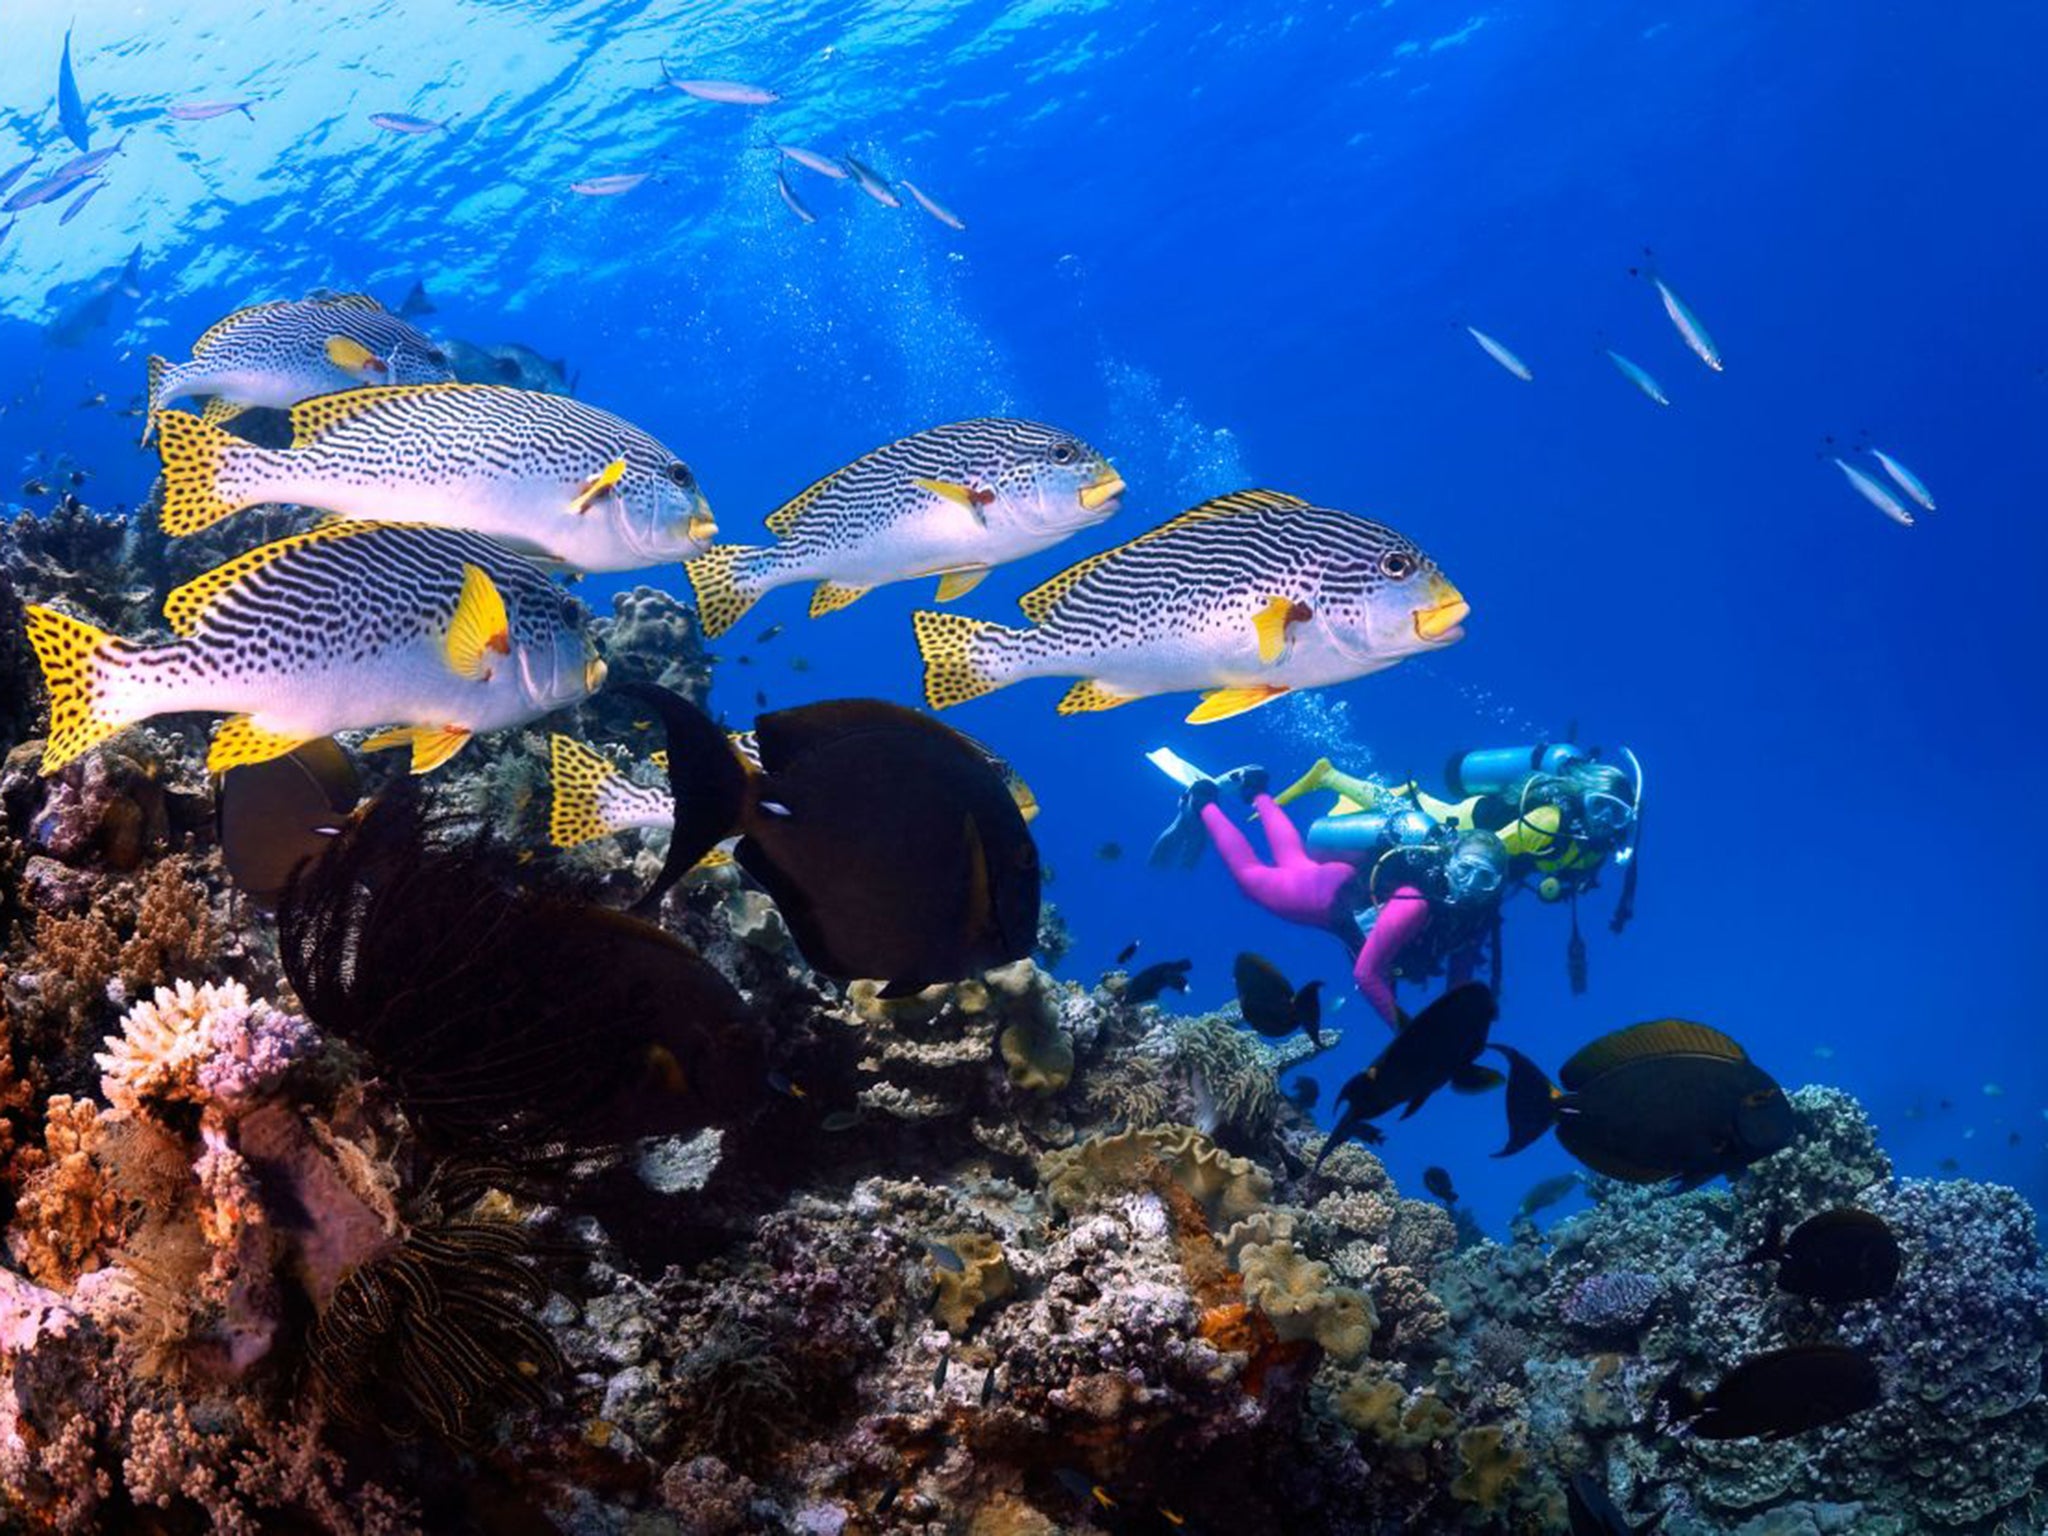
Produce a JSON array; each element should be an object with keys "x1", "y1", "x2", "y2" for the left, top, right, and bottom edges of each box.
[
  {"x1": 145, "y1": 292, "x2": 451, "y2": 439},
  {"x1": 912, "y1": 489, "x2": 1467, "y2": 724},
  {"x1": 154, "y1": 382, "x2": 717, "y2": 573},
  {"x1": 683, "y1": 418, "x2": 1120, "y2": 637},
  {"x1": 23, "y1": 522, "x2": 603, "y2": 776}
]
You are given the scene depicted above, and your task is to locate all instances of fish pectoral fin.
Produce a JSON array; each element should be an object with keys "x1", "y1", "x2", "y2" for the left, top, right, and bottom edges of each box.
[
  {"x1": 1185, "y1": 685, "x2": 1289, "y2": 724},
  {"x1": 570, "y1": 456, "x2": 628, "y2": 515},
  {"x1": 934, "y1": 566, "x2": 991, "y2": 601},
  {"x1": 809, "y1": 581, "x2": 870, "y2": 617},
  {"x1": 323, "y1": 334, "x2": 387, "y2": 379},
  {"x1": 207, "y1": 716, "x2": 309, "y2": 772},
  {"x1": 1058, "y1": 678, "x2": 1138, "y2": 715},
  {"x1": 444, "y1": 564, "x2": 512, "y2": 680},
  {"x1": 363, "y1": 724, "x2": 473, "y2": 774},
  {"x1": 198, "y1": 396, "x2": 245, "y2": 428},
  {"x1": 1450, "y1": 1063, "x2": 1506, "y2": 1094},
  {"x1": 914, "y1": 478, "x2": 987, "y2": 524},
  {"x1": 1251, "y1": 595, "x2": 1300, "y2": 665}
]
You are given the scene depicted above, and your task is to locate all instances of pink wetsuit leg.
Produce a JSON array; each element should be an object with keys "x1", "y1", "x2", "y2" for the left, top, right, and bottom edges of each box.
[
  {"x1": 1200, "y1": 801, "x2": 1355, "y2": 930},
  {"x1": 1352, "y1": 884, "x2": 1432, "y2": 1028}
]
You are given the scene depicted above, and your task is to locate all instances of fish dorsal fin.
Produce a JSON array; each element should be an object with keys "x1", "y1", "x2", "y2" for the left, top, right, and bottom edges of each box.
[
  {"x1": 289, "y1": 382, "x2": 486, "y2": 448},
  {"x1": 1560, "y1": 1019, "x2": 1747, "y2": 1089},
  {"x1": 311, "y1": 291, "x2": 386, "y2": 312},
  {"x1": 764, "y1": 466, "x2": 841, "y2": 537},
  {"x1": 1017, "y1": 488, "x2": 1309, "y2": 624},
  {"x1": 192, "y1": 299, "x2": 293, "y2": 354},
  {"x1": 163, "y1": 521, "x2": 390, "y2": 637}
]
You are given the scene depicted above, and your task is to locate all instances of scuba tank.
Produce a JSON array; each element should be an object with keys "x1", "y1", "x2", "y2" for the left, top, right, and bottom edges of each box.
[
  {"x1": 1444, "y1": 743, "x2": 1588, "y2": 798},
  {"x1": 1305, "y1": 803, "x2": 1436, "y2": 866}
]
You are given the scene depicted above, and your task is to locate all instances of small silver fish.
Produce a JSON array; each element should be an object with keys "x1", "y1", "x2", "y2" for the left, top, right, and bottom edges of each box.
[
  {"x1": 1464, "y1": 325, "x2": 1532, "y2": 381},
  {"x1": 167, "y1": 100, "x2": 254, "y2": 122},
  {"x1": 660, "y1": 63, "x2": 778, "y2": 105},
  {"x1": 775, "y1": 165, "x2": 816, "y2": 224},
  {"x1": 370, "y1": 112, "x2": 449, "y2": 134},
  {"x1": 1636, "y1": 255, "x2": 1723, "y2": 372},
  {"x1": 570, "y1": 172, "x2": 651, "y2": 197},
  {"x1": 901, "y1": 180, "x2": 966, "y2": 231},
  {"x1": 4, "y1": 137, "x2": 125, "y2": 214},
  {"x1": 1868, "y1": 448, "x2": 1935, "y2": 513},
  {"x1": 842, "y1": 154, "x2": 900, "y2": 208},
  {"x1": 1832, "y1": 457, "x2": 1914, "y2": 527},
  {"x1": 774, "y1": 142, "x2": 847, "y2": 180},
  {"x1": 0, "y1": 156, "x2": 37, "y2": 202},
  {"x1": 1605, "y1": 348, "x2": 1670, "y2": 406},
  {"x1": 57, "y1": 179, "x2": 103, "y2": 225}
]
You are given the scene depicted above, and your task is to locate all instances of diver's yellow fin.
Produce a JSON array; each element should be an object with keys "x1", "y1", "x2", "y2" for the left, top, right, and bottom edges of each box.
[
  {"x1": 570, "y1": 457, "x2": 627, "y2": 515},
  {"x1": 1251, "y1": 596, "x2": 1302, "y2": 666},
  {"x1": 810, "y1": 581, "x2": 869, "y2": 618},
  {"x1": 915, "y1": 478, "x2": 984, "y2": 516},
  {"x1": 199, "y1": 396, "x2": 245, "y2": 429},
  {"x1": 362, "y1": 724, "x2": 473, "y2": 774},
  {"x1": 444, "y1": 565, "x2": 511, "y2": 681},
  {"x1": 23, "y1": 605, "x2": 132, "y2": 774},
  {"x1": 1274, "y1": 757, "x2": 1335, "y2": 806},
  {"x1": 208, "y1": 715, "x2": 310, "y2": 772},
  {"x1": 683, "y1": 544, "x2": 763, "y2": 639},
  {"x1": 323, "y1": 334, "x2": 386, "y2": 378},
  {"x1": 548, "y1": 734, "x2": 622, "y2": 848},
  {"x1": 911, "y1": 610, "x2": 1007, "y2": 710},
  {"x1": 1332, "y1": 796, "x2": 1365, "y2": 815},
  {"x1": 155, "y1": 409, "x2": 254, "y2": 537},
  {"x1": 934, "y1": 566, "x2": 991, "y2": 601},
  {"x1": 1414, "y1": 788, "x2": 1483, "y2": 827},
  {"x1": 1057, "y1": 678, "x2": 1138, "y2": 715},
  {"x1": 1186, "y1": 685, "x2": 1289, "y2": 724}
]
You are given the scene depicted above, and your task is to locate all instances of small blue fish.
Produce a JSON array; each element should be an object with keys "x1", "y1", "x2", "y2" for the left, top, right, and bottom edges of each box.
[
  {"x1": 57, "y1": 179, "x2": 103, "y2": 226},
  {"x1": 370, "y1": 112, "x2": 449, "y2": 135},
  {"x1": 1868, "y1": 448, "x2": 1936, "y2": 513},
  {"x1": 58, "y1": 28, "x2": 91, "y2": 153},
  {"x1": 1605, "y1": 348, "x2": 1670, "y2": 406}
]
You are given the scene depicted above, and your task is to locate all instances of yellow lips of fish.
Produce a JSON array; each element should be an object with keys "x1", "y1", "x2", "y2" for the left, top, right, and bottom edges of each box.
[
  {"x1": 585, "y1": 656, "x2": 609, "y2": 692},
  {"x1": 687, "y1": 511, "x2": 718, "y2": 543},
  {"x1": 1412, "y1": 578, "x2": 1469, "y2": 644},
  {"x1": 1079, "y1": 471, "x2": 1125, "y2": 512}
]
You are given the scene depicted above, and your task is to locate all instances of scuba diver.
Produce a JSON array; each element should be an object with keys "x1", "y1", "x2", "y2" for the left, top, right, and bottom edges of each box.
[{"x1": 1150, "y1": 739, "x2": 1642, "y2": 1027}]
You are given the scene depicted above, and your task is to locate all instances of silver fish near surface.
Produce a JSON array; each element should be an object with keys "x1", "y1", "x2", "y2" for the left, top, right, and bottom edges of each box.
[
  {"x1": 4, "y1": 137, "x2": 126, "y2": 214},
  {"x1": 660, "y1": 63, "x2": 778, "y2": 105},
  {"x1": 1833, "y1": 457, "x2": 1914, "y2": 527},
  {"x1": 0, "y1": 156, "x2": 37, "y2": 202},
  {"x1": 773, "y1": 142, "x2": 848, "y2": 179},
  {"x1": 370, "y1": 112, "x2": 449, "y2": 134},
  {"x1": 775, "y1": 165, "x2": 816, "y2": 224},
  {"x1": 57, "y1": 179, "x2": 103, "y2": 225},
  {"x1": 843, "y1": 154, "x2": 900, "y2": 208},
  {"x1": 571, "y1": 173, "x2": 651, "y2": 197},
  {"x1": 1868, "y1": 448, "x2": 1936, "y2": 512},
  {"x1": 1605, "y1": 348, "x2": 1670, "y2": 406},
  {"x1": 167, "y1": 100, "x2": 255, "y2": 121},
  {"x1": 901, "y1": 180, "x2": 966, "y2": 231},
  {"x1": 1465, "y1": 325, "x2": 1533, "y2": 381}
]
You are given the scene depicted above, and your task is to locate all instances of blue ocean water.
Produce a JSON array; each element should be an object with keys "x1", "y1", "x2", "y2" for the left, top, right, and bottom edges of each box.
[{"x1": 1, "y1": 0, "x2": 2041, "y2": 1237}]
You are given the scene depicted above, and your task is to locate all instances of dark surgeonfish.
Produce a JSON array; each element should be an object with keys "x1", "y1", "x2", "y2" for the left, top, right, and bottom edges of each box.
[
  {"x1": 1315, "y1": 983, "x2": 1500, "y2": 1169},
  {"x1": 1748, "y1": 1207, "x2": 1901, "y2": 1304},
  {"x1": 1567, "y1": 1472, "x2": 1664, "y2": 1536},
  {"x1": 1655, "y1": 1344, "x2": 1880, "y2": 1440},
  {"x1": 216, "y1": 737, "x2": 362, "y2": 909},
  {"x1": 1493, "y1": 1020, "x2": 1793, "y2": 1188},
  {"x1": 624, "y1": 686, "x2": 1040, "y2": 995},
  {"x1": 1125, "y1": 958, "x2": 1192, "y2": 1004},
  {"x1": 1233, "y1": 951, "x2": 1322, "y2": 1046},
  {"x1": 1423, "y1": 1165, "x2": 1458, "y2": 1205}
]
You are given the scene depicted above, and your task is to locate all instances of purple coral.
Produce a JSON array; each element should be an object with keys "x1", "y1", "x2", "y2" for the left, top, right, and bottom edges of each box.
[{"x1": 1560, "y1": 1270, "x2": 1661, "y2": 1335}]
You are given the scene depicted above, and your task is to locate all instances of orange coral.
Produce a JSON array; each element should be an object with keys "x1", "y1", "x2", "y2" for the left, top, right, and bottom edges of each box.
[
  {"x1": 116, "y1": 857, "x2": 216, "y2": 993},
  {"x1": 7, "y1": 1094, "x2": 121, "y2": 1287},
  {"x1": 29, "y1": 906, "x2": 122, "y2": 1027}
]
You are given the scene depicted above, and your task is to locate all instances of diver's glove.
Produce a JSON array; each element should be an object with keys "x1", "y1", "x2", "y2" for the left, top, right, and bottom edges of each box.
[{"x1": 1149, "y1": 776, "x2": 1219, "y2": 870}]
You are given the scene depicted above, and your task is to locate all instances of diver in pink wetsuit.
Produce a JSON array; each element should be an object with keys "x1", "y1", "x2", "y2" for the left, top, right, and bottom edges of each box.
[{"x1": 1177, "y1": 772, "x2": 1430, "y2": 1028}]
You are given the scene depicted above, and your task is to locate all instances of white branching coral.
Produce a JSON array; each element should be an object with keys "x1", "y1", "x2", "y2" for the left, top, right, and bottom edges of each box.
[{"x1": 95, "y1": 979, "x2": 314, "y2": 1118}]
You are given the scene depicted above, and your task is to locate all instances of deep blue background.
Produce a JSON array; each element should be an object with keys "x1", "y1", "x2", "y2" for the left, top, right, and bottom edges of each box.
[{"x1": 2, "y1": 0, "x2": 2042, "y2": 1232}]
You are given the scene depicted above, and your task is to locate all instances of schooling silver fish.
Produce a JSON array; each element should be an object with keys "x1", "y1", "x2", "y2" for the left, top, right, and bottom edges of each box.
[
  {"x1": 901, "y1": 180, "x2": 966, "y2": 231},
  {"x1": 167, "y1": 100, "x2": 255, "y2": 122},
  {"x1": 1832, "y1": 457, "x2": 1914, "y2": 527},
  {"x1": 1869, "y1": 448, "x2": 1936, "y2": 513},
  {"x1": 1634, "y1": 254, "x2": 1723, "y2": 372},
  {"x1": 660, "y1": 63, "x2": 778, "y2": 105},
  {"x1": 775, "y1": 166, "x2": 816, "y2": 224},
  {"x1": 0, "y1": 156, "x2": 37, "y2": 202},
  {"x1": 774, "y1": 142, "x2": 847, "y2": 180},
  {"x1": 370, "y1": 112, "x2": 449, "y2": 134},
  {"x1": 843, "y1": 155, "x2": 900, "y2": 208},
  {"x1": 1605, "y1": 348, "x2": 1670, "y2": 406},
  {"x1": 57, "y1": 180, "x2": 103, "y2": 226},
  {"x1": 570, "y1": 172, "x2": 651, "y2": 197},
  {"x1": 1465, "y1": 325, "x2": 1532, "y2": 381}
]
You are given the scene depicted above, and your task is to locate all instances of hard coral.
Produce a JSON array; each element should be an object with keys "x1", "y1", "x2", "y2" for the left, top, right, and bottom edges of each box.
[{"x1": 95, "y1": 978, "x2": 313, "y2": 1118}]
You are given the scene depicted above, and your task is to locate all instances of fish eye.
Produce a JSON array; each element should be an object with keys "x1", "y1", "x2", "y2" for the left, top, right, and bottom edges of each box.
[
  {"x1": 665, "y1": 460, "x2": 695, "y2": 487},
  {"x1": 1379, "y1": 550, "x2": 1417, "y2": 580},
  {"x1": 1051, "y1": 442, "x2": 1077, "y2": 465}
]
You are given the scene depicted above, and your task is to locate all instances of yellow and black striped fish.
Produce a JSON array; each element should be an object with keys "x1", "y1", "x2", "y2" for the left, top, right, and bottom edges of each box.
[
  {"x1": 154, "y1": 382, "x2": 716, "y2": 574},
  {"x1": 684, "y1": 418, "x2": 1121, "y2": 637},
  {"x1": 911, "y1": 489, "x2": 1467, "y2": 724},
  {"x1": 24, "y1": 522, "x2": 604, "y2": 776},
  {"x1": 146, "y1": 291, "x2": 451, "y2": 438}
]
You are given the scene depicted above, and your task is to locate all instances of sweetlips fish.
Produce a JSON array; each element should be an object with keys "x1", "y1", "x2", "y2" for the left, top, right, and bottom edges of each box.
[
  {"x1": 22, "y1": 521, "x2": 604, "y2": 775},
  {"x1": 684, "y1": 418, "x2": 1121, "y2": 636},
  {"x1": 155, "y1": 382, "x2": 716, "y2": 572},
  {"x1": 912, "y1": 488, "x2": 1468, "y2": 723},
  {"x1": 146, "y1": 292, "x2": 453, "y2": 437}
]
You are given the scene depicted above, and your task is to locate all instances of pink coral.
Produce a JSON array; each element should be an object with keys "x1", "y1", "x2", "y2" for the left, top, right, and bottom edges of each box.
[{"x1": 95, "y1": 979, "x2": 313, "y2": 1119}]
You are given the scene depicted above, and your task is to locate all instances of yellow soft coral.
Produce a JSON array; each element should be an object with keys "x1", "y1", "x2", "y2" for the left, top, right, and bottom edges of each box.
[
  {"x1": 1238, "y1": 1238, "x2": 1376, "y2": 1363},
  {"x1": 931, "y1": 1232, "x2": 1015, "y2": 1335},
  {"x1": 1037, "y1": 1124, "x2": 1272, "y2": 1227},
  {"x1": 1450, "y1": 1424, "x2": 1524, "y2": 1512}
]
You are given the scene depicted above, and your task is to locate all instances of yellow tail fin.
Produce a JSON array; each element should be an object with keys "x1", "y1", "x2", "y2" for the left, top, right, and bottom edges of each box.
[
  {"x1": 155, "y1": 409, "x2": 252, "y2": 537},
  {"x1": 549, "y1": 734, "x2": 624, "y2": 848},
  {"x1": 23, "y1": 605, "x2": 131, "y2": 773},
  {"x1": 684, "y1": 544, "x2": 769, "y2": 639},
  {"x1": 911, "y1": 609, "x2": 1006, "y2": 710}
]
